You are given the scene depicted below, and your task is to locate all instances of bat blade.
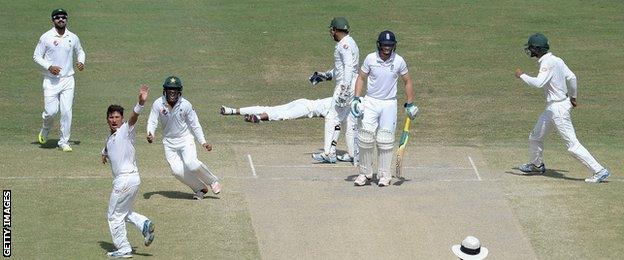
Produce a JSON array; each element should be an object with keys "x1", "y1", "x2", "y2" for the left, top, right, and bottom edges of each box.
[{"x1": 394, "y1": 117, "x2": 412, "y2": 178}]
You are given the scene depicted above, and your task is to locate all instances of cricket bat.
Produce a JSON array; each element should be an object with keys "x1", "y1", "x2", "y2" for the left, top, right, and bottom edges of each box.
[{"x1": 394, "y1": 117, "x2": 412, "y2": 178}]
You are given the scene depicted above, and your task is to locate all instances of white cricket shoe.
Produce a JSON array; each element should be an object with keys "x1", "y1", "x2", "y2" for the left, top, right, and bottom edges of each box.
[
  {"x1": 142, "y1": 219, "x2": 155, "y2": 246},
  {"x1": 210, "y1": 181, "x2": 221, "y2": 194},
  {"x1": 106, "y1": 250, "x2": 132, "y2": 258},
  {"x1": 378, "y1": 177, "x2": 391, "y2": 187},
  {"x1": 353, "y1": 174, "x2": 372, "y2": 186},
  {"x1": 311, "y1": 152, "x2": 337, "y2": 163},
  {"x1": 337, "y1": 154, "x2": 353, "y2": 162},
  {"x1": 59, "y1": 144, "x2": 73, "y2": 152},
  {"x1": 585, "y1": 168, "x2": 611, "y2": 183},
  {"x1": 220, "y1": 105, "x2": 235, "y2": 115},
  {"x1": 518, "y1": 163, "x2": 545, "y2": 174}
]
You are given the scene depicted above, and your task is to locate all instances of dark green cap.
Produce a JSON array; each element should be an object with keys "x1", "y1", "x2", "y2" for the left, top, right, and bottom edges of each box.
[
  {"x1": 329, "y1": 17, "x2": 349, "y2": 31},
  {"x1": 163, "y1": 76, "x2": 183, "y2": 90},
  {"x1": 51, "y1": 8, "x2": 68, "y2": 18},
  {"x1": 526, "y1": 33, "x2": 549, "y2": 49}
]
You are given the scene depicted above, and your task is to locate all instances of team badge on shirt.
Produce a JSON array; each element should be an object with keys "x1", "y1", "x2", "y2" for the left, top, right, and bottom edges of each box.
[
  {"x1": 53, "y1": 40, "x2": 59, "y2": 46},
  {"x1": 342, "y1": 44, "x2": 348, "y2": 49}
]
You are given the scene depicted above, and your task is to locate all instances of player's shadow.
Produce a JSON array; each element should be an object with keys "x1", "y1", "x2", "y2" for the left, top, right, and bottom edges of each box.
[
  {"x1": 143, "y1": 191, "x2": 219, "y2": 200},
  {"x1": 344, "y1": 174, "x2": 410, "y2": 186},
  {"x1": 31, "y1": 139, "x2": 81, "y2": 149},
  {"x1": 507, "y1": 167, "x2": 584, "y2": 181},
  {"x1": 97, "y1": 241, "x2": 153, "y2": 256}
]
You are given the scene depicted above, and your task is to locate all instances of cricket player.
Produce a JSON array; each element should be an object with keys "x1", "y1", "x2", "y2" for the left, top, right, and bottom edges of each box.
[
  {"x1": 220, "y1": 97, "x2": 357, "y2": 162},
  {"x1": 101, "y1": 85, "x2": 155, "y2": 258},
  {"x1": 147, "y1": 76, "x2": 221, "y2": 200},
  {"x1": 515, "y1": 33, "x2": 610, "y2": 183},
  {"x1": 33, "y1": 8, "x2": 86, "y2": 152},
  {"x1": 351, "y1": 30, "x2": 418, "y2": 187},
  {"x1": 309, "y1": 17, "x2": 360, "y2": 164}
]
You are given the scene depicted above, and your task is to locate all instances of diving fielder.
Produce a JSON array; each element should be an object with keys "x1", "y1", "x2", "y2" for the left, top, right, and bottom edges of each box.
[
  {"x1": 101, "y1": 85, "x2": 154, "y2": 258},
  {"x1": 310, "y1": 17, "x2": 360, "y2": 164},
  {"x1": 351, "y1": 30, "x2": 418, "y2": 187},
  {"x1": 147, "y1": 76, "x2": 221, "y2": 200},
  {"x1": 33, "y1": 8, "x2": 86, "y2": 152},
  {"x1": 515, "y1": 33, "x2": 610, "y2": 183}
]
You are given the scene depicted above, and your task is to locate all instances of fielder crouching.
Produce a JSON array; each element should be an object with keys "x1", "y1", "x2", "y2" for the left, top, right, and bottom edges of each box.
[
  {"x1": 147, "y1": 76, "x2": 221, "y2": 200},
  {"x1": 351, "y1": 31, "x2": 418, "y2": 187}
]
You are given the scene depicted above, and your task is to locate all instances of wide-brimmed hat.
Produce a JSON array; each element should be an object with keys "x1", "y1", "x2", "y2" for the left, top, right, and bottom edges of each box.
[{"x1": 451, "y1": 236, "x2": 489, "y2": 259}]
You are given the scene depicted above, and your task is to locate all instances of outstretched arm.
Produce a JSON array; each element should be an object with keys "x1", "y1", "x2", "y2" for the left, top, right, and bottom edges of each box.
[{"x1": 129, "y1": 85, "x2": 150, "y2": 127}]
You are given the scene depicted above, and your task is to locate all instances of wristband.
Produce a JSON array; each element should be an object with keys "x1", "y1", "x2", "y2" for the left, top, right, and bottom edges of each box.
[{"x1": 134, "y1": 103, "x2": 144, "y2": 114}]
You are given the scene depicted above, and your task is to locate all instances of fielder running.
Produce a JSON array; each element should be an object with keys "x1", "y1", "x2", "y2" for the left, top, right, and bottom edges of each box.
[
  {"x1": 351, "y1": 30, "x2": 418, "y2": 187},
  {"x1": 309, "y1": 17, "x2": 360, "y2": 164},
  {"x1": 101, "y1": 85, "x2": 155, "y2": 258},
  {"x1": 147, "y1": 76, "x2": 222, "y2": 200},
  {"x1": 515, "y1": 33, "x2": 610, "y2": 183},
  {"x1": 220, "y1": 97, "x2": 357, "y2": 162},
  {"x1": 33, "y1": 8, "x2": 86, "y2": 152}
]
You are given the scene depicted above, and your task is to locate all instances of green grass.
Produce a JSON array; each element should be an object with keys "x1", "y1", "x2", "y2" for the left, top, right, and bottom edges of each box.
[{"x1": 1, "y1": 0, "x2": 623, "y2": 258}]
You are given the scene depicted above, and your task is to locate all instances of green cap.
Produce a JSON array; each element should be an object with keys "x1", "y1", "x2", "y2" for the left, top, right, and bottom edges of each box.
[
  {"x1": 51, "y1": 8, "x2": 68, "y2": 18},
  {"x1": 163, "y1": 76, "x2": 183, "y2": 90},
  {"x1": 329, "y1": 17, "x2": 349, "y2": 31},
  {"x1": 527, "y1": 33, "x2": 549, "y2": 49}
]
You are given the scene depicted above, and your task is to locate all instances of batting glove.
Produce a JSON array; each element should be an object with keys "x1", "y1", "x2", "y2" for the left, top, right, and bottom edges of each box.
[
  {"x1": 309, "y1": 71, "x2": 332, "y2": 86},
  {"x1": 404, "y1": 102, "x2": 419, "y2": 120},
  {"x1": 350, "y1": 97, "x2": 362, "y2": 118}
]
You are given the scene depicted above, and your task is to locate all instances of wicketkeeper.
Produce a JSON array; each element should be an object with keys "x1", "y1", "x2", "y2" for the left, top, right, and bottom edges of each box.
[{"x1": 351, "y1": 30, "x2": 418, "y2": 187}]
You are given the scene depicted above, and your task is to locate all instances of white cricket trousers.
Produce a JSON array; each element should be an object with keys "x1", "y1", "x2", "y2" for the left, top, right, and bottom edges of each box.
[
  {"x1": 323, "y1": 104, "x2": 355, "y2": 155},
  {"x1": 164, "y1": 136, "x2": 219, "y2": 192},
  {"x1": 41, "y1": 76, "x2": 75, "y2": 146},
  {"x1": 529, "y1": 98, "x2": 604, "y2": 173},
  {"x1": 108, "y1": 173, "x2": 148, "y2": 253},
  {"x1": 361, "y1": 96, "x2": 397, "y2": 133},
  {"x1": 239, "y1": 99, "x2": 311, "y2": 121}
]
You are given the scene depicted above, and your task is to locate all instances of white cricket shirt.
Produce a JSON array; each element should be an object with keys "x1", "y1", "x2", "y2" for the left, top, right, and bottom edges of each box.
[
  {"x1": 520, "y1": 52, "x2": 577, "y2": 102},
  {"x1": 146, "y1": 97, "x2": 207, "y2": 144},
  {"x1": 361, "y1": 52, "x2": 408, "y2": 100},
  {"x1": 33, "y1": 28, "x2": 85, "y2": 78},
  {"x1": 104, "y1": 123, "x2": 138, "y2": 178},
  {"x1": 331, "y1": 35, "x2": 359, "y2": 88}
]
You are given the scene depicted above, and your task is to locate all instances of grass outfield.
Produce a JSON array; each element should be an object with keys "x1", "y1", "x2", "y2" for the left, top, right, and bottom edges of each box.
[{"x1": 2, "y1": 0, "x2": 623, "y2": 259}]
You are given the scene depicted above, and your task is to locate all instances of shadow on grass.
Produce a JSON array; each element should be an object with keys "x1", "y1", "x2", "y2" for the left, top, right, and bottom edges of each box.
[
  {"x1": 97, "y1": 241, "x2": 153, "y2": 256},
  {"x1": 31, "y1": 139, "x2": 81, "y2": 149},
  {"x1": 507, "y1": 167, "x2": 584, "y2": 181},
  {"x1": 143, "y1": 190, "x2": 219, "y2": 200}
]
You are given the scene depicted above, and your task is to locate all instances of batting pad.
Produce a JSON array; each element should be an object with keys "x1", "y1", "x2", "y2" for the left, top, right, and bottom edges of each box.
[
  {"x1": 358, "y1": 129, "x2": 375, "y2": 175},
  {"x1": 377, "y1": 129, "x2": 395, "y2": 179}
]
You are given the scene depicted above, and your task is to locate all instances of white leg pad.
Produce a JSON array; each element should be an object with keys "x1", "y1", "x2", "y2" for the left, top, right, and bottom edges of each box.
[
  {"x1": 376, "y1": 128, "x2": 395, "y2": 179},
  {"x1": 357, "y1": 129, "x2": 375, "y2": 176}
]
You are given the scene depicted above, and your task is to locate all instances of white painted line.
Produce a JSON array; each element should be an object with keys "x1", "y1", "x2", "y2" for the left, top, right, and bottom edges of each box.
[
  {"x1": 247, "y1": 154, "x2": 257, "y2": 177},
  {"x1": 468, "y1": 156, "x2": 482, "y2": 181},
  {"x1": 254, "y1": 164, "x2": 472, "y2": 170}
]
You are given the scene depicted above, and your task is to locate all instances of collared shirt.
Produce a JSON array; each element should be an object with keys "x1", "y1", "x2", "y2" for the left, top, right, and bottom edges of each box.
[
  {"x1": 33, "y1": 28, "x2": 86, "y2": 78},
  {"x1": 327, "y1": 35, "x2": 359, "y2": 88},
  {"x1": 104, "y1": 123, "x2": 138, "y2": 178},
  {"x1": 520, "y1": 52, "x2": 578, "y2": 102},
  {"x1": 361, "y1": 52, "x2": 408, "y2": 100},
  {"x1": 146, "y1": 97, "x2": 207, "y2": 144}
]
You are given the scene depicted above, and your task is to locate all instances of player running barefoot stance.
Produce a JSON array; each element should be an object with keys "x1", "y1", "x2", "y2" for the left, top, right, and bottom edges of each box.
[
  {"x1": 351, "y1": 31, "x2": 418, "y2": 187},
  {"x1": 515, "y1": 33, "x2": 610, "y2": 183},
  {"x1": 310, "y1": 17, "x2": 360, "y2": 164},
  {"x1": 102, "y1": 85, "x2": 155, "y2": 258},
  {"x1": 147, "y1": 76, "x2": 221, "y2": 200}
]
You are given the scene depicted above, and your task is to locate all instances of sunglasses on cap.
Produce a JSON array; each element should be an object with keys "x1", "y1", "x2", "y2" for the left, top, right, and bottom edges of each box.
[{"x1": 53, "y1": 15, "x2": 67, "y2": 20}]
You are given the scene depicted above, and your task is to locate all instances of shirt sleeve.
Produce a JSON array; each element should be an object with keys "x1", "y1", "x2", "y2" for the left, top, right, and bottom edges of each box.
[
  {"x1": 33, "y1": 36, "x2": 51, "y2": 70},
  {"x1": 520, "y1": 62, "x2": 553, "y2": 88},
  {"x1": 185, "y1": 105, "x2": 207, "y2": 145},
  {"x1": 338, "y1": 44, "x2": 357, "y2": 87},
  {"x1": 146, "y1": 101, "x2": 159, "y2": 135},
  {"x1": 562, "y1": 62, "x2": 577, "y2": 98},
  {"x1": 398, "y1": 58, "x2": 408, "y2": 76},
  {"x1": 360, "y1": 55, "x2": 371, "y2": 74},
  {"x1": 74, "y1": 36, "x2": 86, "y2": 64}
]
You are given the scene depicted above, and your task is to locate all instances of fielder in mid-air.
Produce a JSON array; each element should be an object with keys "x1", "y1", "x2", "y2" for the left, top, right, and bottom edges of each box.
[
  {"x1": 220, "y1": 97, "x2": 357, "y2": 162},
  {"x1": 351, "y1": 30, "x2": 418, "y2": 187},
  {"x1": 309, "y1": 17, "x2": 360, "y2": 164},
  {"x1": 515, "y1": 33, "x2": 610, "y2": 183},
  {"x1": 147, "y1": 76, "x2": 222, "y2": 200},
  {"x1": 33, "y1": 8, "x2": 86, "y2": 152},
  {"x1": 101, "y1": 85, "x2": 155, "y2": 258}
]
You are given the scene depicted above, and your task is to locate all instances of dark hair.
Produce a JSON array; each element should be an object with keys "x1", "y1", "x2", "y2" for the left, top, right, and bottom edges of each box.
[{"x1": 107, "y1": 105, "x2": 124, "y2": 117}]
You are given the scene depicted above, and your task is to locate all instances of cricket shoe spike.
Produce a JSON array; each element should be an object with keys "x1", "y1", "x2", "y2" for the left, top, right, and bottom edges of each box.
[
  {"x1": 220, "y1": 105, "x2": 235, "y2": 115},
  {"x1": 585, "y1": 168, "x2": 611, "y2": 183},
  {"x1": 518, "y1": 163, "x2": 545, "y2": 174},
  {"x1": 311, "y1": 152, "x2": 337, "y2": 163}
]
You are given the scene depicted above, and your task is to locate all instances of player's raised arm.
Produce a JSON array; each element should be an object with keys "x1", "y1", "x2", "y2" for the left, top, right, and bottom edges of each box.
[{"x1": 129, "y1": 85, "x2": 149, "y2": 127}]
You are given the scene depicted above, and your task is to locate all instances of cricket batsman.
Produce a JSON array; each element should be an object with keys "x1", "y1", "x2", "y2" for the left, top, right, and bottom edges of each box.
[{"x1": 147, "y1": 76, "x2": 221, "y2": 200}]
